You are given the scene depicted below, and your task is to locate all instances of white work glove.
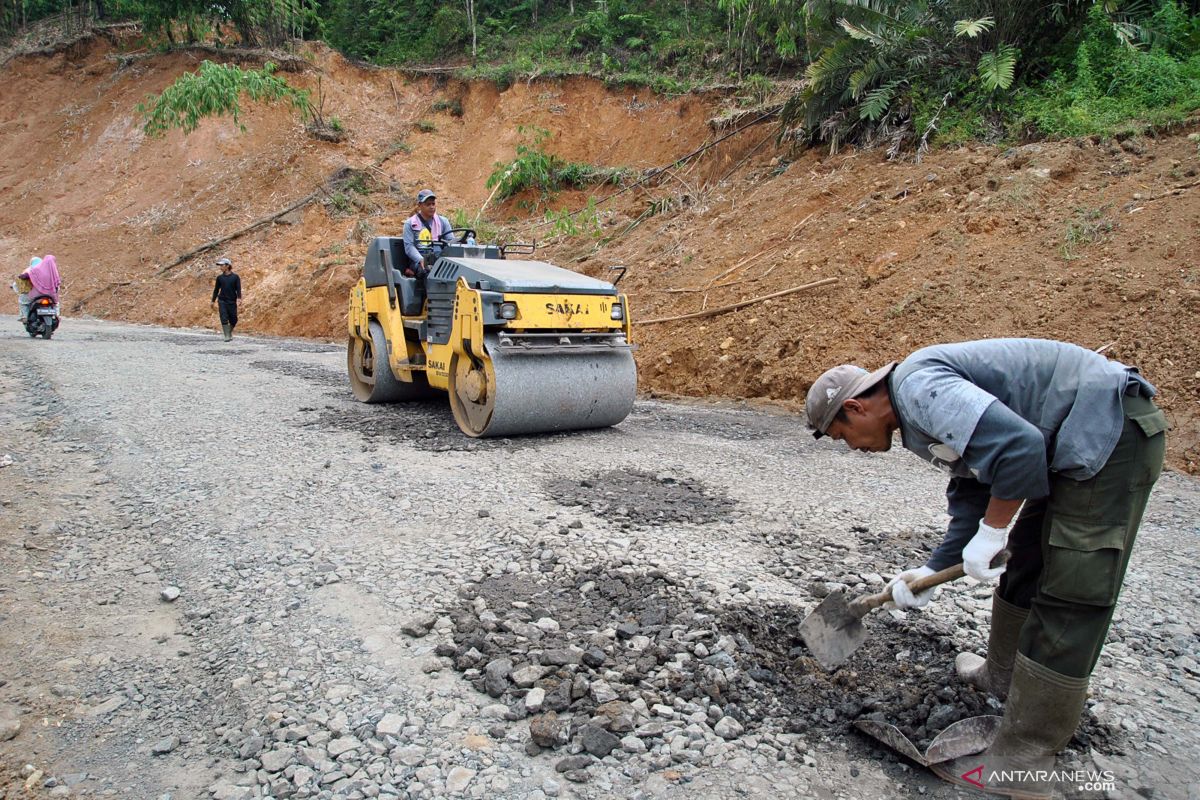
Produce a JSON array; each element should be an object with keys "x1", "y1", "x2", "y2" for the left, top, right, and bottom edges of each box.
[
  {"x1": 887, "y1": 566, "x2": 937, "y2": 610},
  {"x1": 962, "y1": 521, "x2": 1008, "y2": 581}
]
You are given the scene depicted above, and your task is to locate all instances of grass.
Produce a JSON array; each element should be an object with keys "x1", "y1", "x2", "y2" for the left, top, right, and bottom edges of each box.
[
  {"x1": 430, "y1": 98, "x2": 464, "y2": 117},
  {"x1": 414, "y1": 120, "x2": 437, "y2": 133},
  {"x1": 1061, "y1": 206, "x2": 1116, "y2": 260}
]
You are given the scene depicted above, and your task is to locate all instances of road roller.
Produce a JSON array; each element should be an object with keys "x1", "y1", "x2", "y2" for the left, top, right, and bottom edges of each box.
[{"x1": 346, "y1": 231, "x2": 637, "y2": 437}]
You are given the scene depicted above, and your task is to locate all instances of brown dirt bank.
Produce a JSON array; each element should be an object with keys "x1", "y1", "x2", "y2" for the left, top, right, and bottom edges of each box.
[{"x1": 1, "y1": 33, "x2": 1196, "y2": 471}]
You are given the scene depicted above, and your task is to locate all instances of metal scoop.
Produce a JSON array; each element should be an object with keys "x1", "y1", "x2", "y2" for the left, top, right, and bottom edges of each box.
[{"x1": 798, "y1": 552, "x2": 1010, "y2": 671}]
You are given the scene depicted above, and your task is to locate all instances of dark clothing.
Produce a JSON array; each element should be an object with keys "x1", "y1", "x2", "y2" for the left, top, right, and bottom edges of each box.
[
  {"x1": 1002, "y1": 392, "x2": 1166, "y2": 678},
  {"x1": 218, "y1": 299, "x2": 238, "y2": 328},
  {"x1": 212, "y1": 272, "x2": 242, "y2": 303},
  {"x1": 883, "y1": 338, "x2": 1167, "y2": 683}
]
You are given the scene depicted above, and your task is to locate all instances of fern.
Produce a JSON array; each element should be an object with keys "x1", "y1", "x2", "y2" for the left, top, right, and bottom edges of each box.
[
  {"x1": 977, "y1": 44, "x2": 1019, "y2": 91},
  {"x1": 859, "y1": 80, "x2": 901, "y2": 120},
  {"x1": 839, "y1": 18, "x2": 887, "y2": 46},
  {"x1": 954, "y1": 16, "x2": 994, "y2": 38}
]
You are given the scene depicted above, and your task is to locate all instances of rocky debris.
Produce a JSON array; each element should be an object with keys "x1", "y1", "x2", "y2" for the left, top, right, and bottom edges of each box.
[
  {"x1": 149, "y1": 734, "x2": 180, "y2": 755},
  {"x1": 400, "y1": 612, "x2": 437, "y2": 637},
  {"x1": 529, "y1": 711, "x2": 569, "y2": 748},
  {"x1": 0, "y1": 704, "x2": 21, "y2": 742},
  {"x1": 159, "y1": 585, "x2": 181, "y2": 602},
  {"x1": 544, "y1": 469, "x2": 737, "y2": 528},
  {"x1": 2, "y1": 320, "x2": 1194, "y2": 800}
]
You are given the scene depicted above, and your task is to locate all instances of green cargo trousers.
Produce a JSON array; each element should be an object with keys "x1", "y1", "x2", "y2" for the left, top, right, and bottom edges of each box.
[{"x1": 998, "y1": 393, "x2": 1167, "y2": 679}]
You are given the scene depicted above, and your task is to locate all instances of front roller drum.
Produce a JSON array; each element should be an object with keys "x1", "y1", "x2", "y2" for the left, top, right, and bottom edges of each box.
[{"x1": 448, "y1": 336, "x2": 636, "y2": 438}]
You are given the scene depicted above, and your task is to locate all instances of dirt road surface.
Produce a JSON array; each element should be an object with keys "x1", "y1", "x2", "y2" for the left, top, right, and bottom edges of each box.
[{"x1": 2, "y1": 318, "x2": 1198, "y2": 800}]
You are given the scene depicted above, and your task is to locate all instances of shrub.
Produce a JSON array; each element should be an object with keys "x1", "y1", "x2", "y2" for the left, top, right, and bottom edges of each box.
[
  {"x1": 486, "y1": 126, "x2": 631, "y2": 203},
  {"x1": 136, "y1": 61, "x2": 311, "y2": 137}
]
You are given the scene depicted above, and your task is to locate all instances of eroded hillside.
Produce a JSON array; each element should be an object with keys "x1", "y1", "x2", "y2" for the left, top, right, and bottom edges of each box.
[{"x1": 1, "y1": 31, "x2": 1197, "y2": 470}]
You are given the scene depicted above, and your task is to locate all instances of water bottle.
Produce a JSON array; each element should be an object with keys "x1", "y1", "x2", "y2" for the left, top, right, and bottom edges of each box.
[{"x1": 466, "y1": 234, "x2": 476, "y2": 246}]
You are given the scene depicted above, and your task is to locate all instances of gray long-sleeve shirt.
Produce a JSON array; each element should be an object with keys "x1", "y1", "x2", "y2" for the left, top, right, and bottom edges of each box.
[
  {"x1": 402, "y1": 213, "x2": 454, "y2": 270},
  {"x1": 886, "y1": 339, "x2": 1155, "y2": 570}
]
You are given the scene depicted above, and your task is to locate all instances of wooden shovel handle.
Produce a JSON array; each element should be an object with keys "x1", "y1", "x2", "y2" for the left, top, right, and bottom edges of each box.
[{"x1": 854, "y1": 550, "x2": 1012, "y2": 613}]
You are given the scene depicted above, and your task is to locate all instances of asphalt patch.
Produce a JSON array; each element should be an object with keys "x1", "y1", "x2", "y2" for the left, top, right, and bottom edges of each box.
[
  {"x1": 720, "y1": 602, "x2": 1119, "y2": 756},
  {"x1": 627, "y1": 403, "x2": 795, "y2": 442},
  {"x1": 301, "y1": 402, "x2": 617, "y2": 453},
  {"x1": 544, "y1": 469, "x2": 736, "y2": 528},
  {"x1": 198, "y1": 348, "x2": 256, "y2": 356},
  {"x1": 250, "y1": 359, "x2": 348, "y2": 389},
  {"x1": 443, "y1": 561, "x2": 1119, "y2": 769}
]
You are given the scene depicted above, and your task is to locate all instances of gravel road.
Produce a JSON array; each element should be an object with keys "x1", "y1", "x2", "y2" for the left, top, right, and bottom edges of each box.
[{"x1": 1, "y1": 318, "x2": 1197, "y2": 800}]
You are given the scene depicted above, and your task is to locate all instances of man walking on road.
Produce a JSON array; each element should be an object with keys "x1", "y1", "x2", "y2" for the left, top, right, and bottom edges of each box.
[
  {"x1": 211, "y1": 257, "x2": 242, "y2": 341},
  {"x1": 806, "y1": 338, "x2": 1166, "y2": 799}
]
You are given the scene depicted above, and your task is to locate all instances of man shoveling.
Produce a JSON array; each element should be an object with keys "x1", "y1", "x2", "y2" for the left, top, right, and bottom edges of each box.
[{"x1": 806, "y1": 338, "x2": 1166, "y2": 799}]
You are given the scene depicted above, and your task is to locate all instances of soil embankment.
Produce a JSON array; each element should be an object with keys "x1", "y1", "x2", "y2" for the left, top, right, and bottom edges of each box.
[{"x1": 0, "y1": 32, "x2": 1197, "y2": 470}]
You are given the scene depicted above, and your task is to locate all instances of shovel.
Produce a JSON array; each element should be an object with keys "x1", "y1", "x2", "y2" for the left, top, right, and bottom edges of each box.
[{"x1": 798, "y1": 551, "x2": 1010, "y2": 671}]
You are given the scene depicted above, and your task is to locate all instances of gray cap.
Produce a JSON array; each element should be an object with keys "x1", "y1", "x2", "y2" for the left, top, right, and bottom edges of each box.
[
  {"x1": 416, "y1": 189, "x2": 436, "y2": 203},
  {"x1": 216, "y1": 257, "x2": 232, "y2": 267},
  {"x1": 805, "y1": 362, "x2": 895, "y2": 438}
]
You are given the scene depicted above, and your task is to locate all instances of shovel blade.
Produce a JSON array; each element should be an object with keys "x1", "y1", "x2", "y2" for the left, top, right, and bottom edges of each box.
[
  {"x1": 797, "y1": 589, "x2": 868, "y2": 671},
  {"x1": 855, "y1": 715, "x2": 1002, "y2": 767}
]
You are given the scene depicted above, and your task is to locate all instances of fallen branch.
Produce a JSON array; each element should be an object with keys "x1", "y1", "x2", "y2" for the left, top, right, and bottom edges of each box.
[
  {"x1": 154, "y1": 166, "x2": 359, "y2": 276},
  {"x1": 639, "y1": 278, "x2": 839, "y2": 326},
  {"x1": 1139, "y1": 179, "x2": 1200, "y2": 203}
]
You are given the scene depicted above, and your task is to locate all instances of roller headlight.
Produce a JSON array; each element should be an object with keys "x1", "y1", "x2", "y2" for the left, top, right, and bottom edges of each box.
[
  {"x1": 498, "y1": 302, "x2": 518, "y2": 320},
  {"x1": 610, "y1": 303, "x2": 624, "y2": 321}
]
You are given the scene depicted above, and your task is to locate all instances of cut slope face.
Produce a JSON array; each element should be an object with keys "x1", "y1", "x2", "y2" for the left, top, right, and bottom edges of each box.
[{"x1": 0, "y1": 33, "x2": 1196, "y2": 471}]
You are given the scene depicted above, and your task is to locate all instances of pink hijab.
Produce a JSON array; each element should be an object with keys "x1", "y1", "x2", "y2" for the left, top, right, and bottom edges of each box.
[{"x1": 23, "y1": 254, "x2": 61, "y2": 302}]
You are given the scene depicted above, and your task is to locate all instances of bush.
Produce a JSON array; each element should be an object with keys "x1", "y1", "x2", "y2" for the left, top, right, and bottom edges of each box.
[
  {"x1": 486, "y1": 126, "x2": 630, "y2": 203},
  {"x1": 1012, "y1": 5, "x2": 1200, "y2": 138},
  {"x1": 136, "y1": 61, "x2": 311, "y2": 137}
]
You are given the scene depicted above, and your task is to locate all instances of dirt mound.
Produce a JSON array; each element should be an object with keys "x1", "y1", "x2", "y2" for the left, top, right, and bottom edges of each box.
[{"x1": 0, "y1": 33, "x2": 1197, "y2": 471}]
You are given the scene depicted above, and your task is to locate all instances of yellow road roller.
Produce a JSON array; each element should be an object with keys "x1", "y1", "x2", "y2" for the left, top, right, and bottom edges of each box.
[{"x1": 347, "y1": 231, "x2": 637, "y2": 437}]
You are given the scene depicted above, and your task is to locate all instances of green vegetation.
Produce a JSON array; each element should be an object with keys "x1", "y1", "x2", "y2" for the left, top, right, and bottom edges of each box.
[
  {"x1": 431, "y1": 98, "x2": 465, "y2": 117},
  {"x1": 136, "y1": 60, "x2": 310, "y2": 136},
  {"x1": 1012, "y1": 5, "x2": 1200, "y2": 139},
  {"x1": 486, "y1": 126, "x2": 631, "y2": 205},
  {"x1": 777, "y1": 1, "x2": 1200, "y2": 151},
  {"x1": 545, "y1": 198, "x2": 605, "y2": 239},
  {"x1": 449, "y1": 208, "x2": 502, "y2": 245},
  {"x1": 414, "y1": 120, "x2": 437, "y2": 133},
  {"x1": 6, "y1": 0, "x2": 1200, "y2": 155},
  {"x1": 1062, "y1": 205, "x2": 1116, "y2": 260}
]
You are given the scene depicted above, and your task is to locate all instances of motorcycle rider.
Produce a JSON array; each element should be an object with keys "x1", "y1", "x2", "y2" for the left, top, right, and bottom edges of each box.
[
  {"x1": 19, "y1": 255, "x2": 61, "y2": 307},
  {"x1": 13, "y1": 256, "x2": 39, "y2": 322}
]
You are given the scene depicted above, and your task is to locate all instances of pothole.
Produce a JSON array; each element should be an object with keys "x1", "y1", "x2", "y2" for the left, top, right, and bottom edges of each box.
[
  {"x1": 437, "y1": 561, "x2": 1118, "y2": 775},
  {"x1": 544, "y1": 469, "x2": 736, "y2": 527}
]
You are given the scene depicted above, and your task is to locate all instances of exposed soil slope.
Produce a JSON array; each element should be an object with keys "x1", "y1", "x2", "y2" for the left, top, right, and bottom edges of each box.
[{"x1": 0, "y1": 32, "x2": 1197, "y2": 470}]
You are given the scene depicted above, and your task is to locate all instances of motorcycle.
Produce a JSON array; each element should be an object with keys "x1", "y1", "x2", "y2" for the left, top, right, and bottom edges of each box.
[{"x1": 25, "y1": 294, "x2": 59, "y2": 339}]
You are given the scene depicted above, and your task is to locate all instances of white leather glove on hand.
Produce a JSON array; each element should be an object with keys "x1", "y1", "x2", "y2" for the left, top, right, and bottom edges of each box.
[
  {"x1": 887, "y1": 566, "x2": 937, "y2": 610},
  {"x1": 962, "y1": 521, "x2": 1009, "y2": 581}
]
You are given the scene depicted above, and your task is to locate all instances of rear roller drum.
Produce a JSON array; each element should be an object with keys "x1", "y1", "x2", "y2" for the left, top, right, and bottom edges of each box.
[{"x1": 347, "y1": 321, "x2": 430, "y2": 403}]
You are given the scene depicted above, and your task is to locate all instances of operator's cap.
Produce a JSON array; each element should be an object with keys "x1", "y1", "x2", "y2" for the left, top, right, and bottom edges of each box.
[
  {"x1": 216, "y1": 257, "x2": 232, "y2": 267},
  {"x1": 805, "y1": 362, "x2": 895, "y2": 439},
  {"x1": 416, "y1": 189, "x2": 436, "y2": 203}
]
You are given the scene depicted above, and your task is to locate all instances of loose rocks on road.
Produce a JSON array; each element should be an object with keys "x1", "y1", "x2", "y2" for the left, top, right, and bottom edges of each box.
[{"x1": 1, "y1": 319, "x2": 1197, "y2": 800}]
